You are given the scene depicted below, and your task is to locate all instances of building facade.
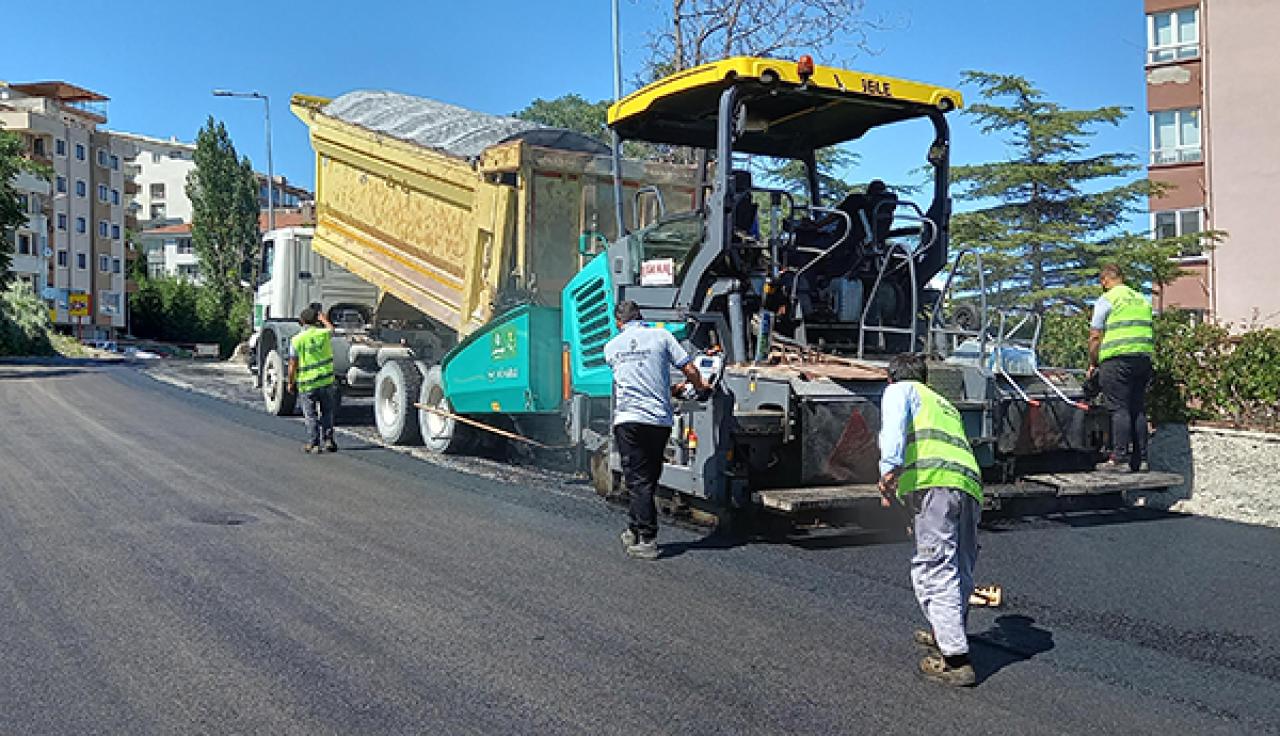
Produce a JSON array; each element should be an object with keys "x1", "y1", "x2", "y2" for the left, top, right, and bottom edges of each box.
[
  {"x1": 1, "y1": 81, "x2": 134, "y2": 337},
  {"x1": 1146, "y1": 0, "x2": 1280, "y2": 327},
  {"x1": 110, "y1": 131, "x2": 197, "y2": 229}
]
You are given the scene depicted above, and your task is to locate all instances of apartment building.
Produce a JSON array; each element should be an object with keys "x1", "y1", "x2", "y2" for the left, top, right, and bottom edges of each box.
[
  {"x1": 1146, "y1": 0, "x2": 1280, "y2": 327},
  {"x1": 113, "y1": 129, "x2": 312, "y2": 232},
  {"x1": 0, "y1": 81, "x2": 134, "y2": 338},
  {"x1": 138, "y1": 210, "x2": 311, "y2": 283}
]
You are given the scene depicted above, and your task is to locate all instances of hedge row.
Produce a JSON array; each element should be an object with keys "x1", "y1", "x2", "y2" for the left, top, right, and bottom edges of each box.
[
  {"x1": 1038, "y1": 310, "x2": 1280, "y2": 429},
  {"x1": 128, "y1": 276, "x2": 251, "y2": 359}
]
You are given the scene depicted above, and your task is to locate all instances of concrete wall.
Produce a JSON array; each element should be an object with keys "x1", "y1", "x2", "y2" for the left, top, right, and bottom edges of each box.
[{"x1": 1205, "y1": 0, "x2": 1280, "y2": 327}]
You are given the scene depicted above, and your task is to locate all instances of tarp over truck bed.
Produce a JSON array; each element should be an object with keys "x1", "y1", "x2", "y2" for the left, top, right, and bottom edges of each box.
[{"x1": 291, "y1": 90, "x2": 697, "y2": 338}]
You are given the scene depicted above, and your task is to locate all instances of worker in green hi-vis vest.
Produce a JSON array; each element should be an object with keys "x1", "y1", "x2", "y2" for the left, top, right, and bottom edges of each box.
[
  {"x1": 288, "y1": 306, "x2": 338, "y2": 454},
  {"x1": 878, "y1": 353, "x2": 983, "y2": 688},
  {"x1": 1088, "y1": 264, "x2": 1154, "y2": 472}
]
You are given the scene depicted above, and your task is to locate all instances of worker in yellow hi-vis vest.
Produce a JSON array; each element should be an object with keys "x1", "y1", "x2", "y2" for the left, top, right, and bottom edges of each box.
[
  {"x1": 288, "y1": 306, "x2": 338, "y2": 454},
  {"x1": 878, "y1": 353, "x2": 982, "y2": 688},
  {"x1": 1088, "y1": 264, "x2": 1154, "y2": 472}
]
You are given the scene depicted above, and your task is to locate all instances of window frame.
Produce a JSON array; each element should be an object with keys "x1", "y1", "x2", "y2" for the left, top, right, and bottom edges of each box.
[
  {"x1": 55, "y1": 138, "x2": 66, "y2": 157},
  {"x1": 99, "y1": 254, "x2": 111, "y2": 273},
  {"x1": 1151, "y1": 207, "x2": 1206, "y2": 258},
  {"x1": 76, "y1": 253, "x2": 87, "y2": 270},
  {"x1": 1150, "y1": 108, "x2": 1202, "y2": 165},
  {"x1": 17, "y1": 232, "x2": 32, "y2": 255},
  {"x1": 75, "y1": 179, "x2": 87, "y2": 197},
  {"x1": 75, "y1": 217, "x2": 87, "y2": 234},
  {"x1": 75, "y1": 143, "x2": 86, "y2": 161},
  {"x1": 1146, "y1": 7, "x2": 1200, "y2": 66},
  {"x1": 57, "y1": 250, "x2": 68, "y2": 268}
]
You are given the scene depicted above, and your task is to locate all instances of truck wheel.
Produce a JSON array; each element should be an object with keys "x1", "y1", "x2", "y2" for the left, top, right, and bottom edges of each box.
[
  {"x1": 262, "y1": 348, "x2": 297, "y2": 416},
  {"x1": 375, "y1": 359, "x2": 423, "y2": 445},
  {"x1": 418, "y1": 365, "x2": 473, "y2": 454}
]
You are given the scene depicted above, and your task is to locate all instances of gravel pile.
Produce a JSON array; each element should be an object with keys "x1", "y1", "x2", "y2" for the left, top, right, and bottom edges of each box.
[{"x1": 1146, "y1": 424, "x2": 1280, "y2": 528}]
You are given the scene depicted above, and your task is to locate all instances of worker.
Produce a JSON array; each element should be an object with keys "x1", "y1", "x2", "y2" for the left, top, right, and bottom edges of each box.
[
  {"x1": 604, "y1": 300, "x2": 712, "y2": 560},
  {"x1": 288, "y1": 306, "x2": 338, "y2": 454},
  {"x1": 1087, "y1": 263, "x2": 1154, "y2": 472},
  {"x1": 878, "y1": 353, "x2": 982, "y2": 687}
]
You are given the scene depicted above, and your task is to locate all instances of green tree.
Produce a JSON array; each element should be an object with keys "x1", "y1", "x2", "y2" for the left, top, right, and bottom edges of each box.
[
  {"x1": 514, "y1": 94, "x2": 611, "y2": 144},
  {"x1": 187, "y1": 117, "x2": 260, "y2": 303},
  {"x1": 951, "y1": 72, "x2": 1194, "y2": 313},
  {"x1": 0, "y1": 130, "x2": 45, "y2": 281}
]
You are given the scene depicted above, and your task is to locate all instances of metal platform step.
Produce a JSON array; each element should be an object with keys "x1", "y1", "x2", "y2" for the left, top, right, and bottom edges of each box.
[
  {"x1": 1020, "y1": 470, "x2": 1184, "y2": 496},
  {"x1": 753, "y1": 484, "x2": 882, "y2": 512}
]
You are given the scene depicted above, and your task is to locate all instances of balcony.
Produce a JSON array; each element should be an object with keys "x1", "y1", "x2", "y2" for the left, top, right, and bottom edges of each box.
[
  {"x1": 1150, "y1": 147, "x2": 1202, "y2": 166},
  {"x1": 124, "y1": 179, "x2": 140, "y2": 194},
  {"x1": 123, "y1": 163, "x2": 142, "y2": 178}
]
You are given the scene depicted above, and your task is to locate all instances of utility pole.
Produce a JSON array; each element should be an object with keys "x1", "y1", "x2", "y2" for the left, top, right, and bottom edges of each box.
[
  {"x1": 211, "y1": 89, "x2": 275, "y2": 232},
  {"x1": 610, "y1": 0, "x2": 627, "y2": 238}
]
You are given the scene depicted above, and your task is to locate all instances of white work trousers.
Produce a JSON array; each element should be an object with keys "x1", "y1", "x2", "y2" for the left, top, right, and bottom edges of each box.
[{"x1": 910, "y1": 487, "x2": 981, "y2": 656}]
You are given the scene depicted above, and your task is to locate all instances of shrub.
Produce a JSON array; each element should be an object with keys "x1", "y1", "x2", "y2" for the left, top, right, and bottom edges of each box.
[{"x1": 0, "y1": 281, "x2": 55, "y2": 356}]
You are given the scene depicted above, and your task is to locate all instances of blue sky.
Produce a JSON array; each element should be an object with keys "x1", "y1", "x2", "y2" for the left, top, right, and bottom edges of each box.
[{"x1": 6, "y1": 1, "x2": 1148, "y2": 199}]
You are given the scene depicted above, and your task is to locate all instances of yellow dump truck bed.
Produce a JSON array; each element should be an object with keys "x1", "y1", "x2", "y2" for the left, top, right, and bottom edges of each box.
[{"x1": 291, "y1": 91, "x2": 696, "y2": 338}]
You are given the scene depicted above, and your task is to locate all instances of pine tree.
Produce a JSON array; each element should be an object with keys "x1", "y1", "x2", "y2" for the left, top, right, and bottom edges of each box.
[
  {"x1": 950, "y1": 72, "x2": 1194, "y2": 314},
  {"x1": 186, "y1": 117, "x2": 260, "y2": 303}
]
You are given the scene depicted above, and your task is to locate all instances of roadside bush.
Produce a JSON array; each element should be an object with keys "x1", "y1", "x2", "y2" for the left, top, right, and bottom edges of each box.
[
  {"x1": 0, "y1": 280, "x2": 55, "y2": 356},
  {"x1": 1037, "y1": 307, "x2": 1280, "y2": 429},
  {"x1": 129, "y1": 275, "x2": 252, "y2": 358}
]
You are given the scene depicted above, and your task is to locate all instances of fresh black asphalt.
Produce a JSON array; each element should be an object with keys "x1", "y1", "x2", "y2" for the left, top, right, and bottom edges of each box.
[{"x1": 0, "y1": 361, "x2": 1276, "y2": 735}]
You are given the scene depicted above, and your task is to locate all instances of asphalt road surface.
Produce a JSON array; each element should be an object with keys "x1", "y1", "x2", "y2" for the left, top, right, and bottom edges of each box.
[{"x1": 1, "y1": 361, "x2": 1277, "y2": 735}]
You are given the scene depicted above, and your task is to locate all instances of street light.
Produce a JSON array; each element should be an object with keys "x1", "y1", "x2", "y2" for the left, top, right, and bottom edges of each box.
[{"x1": 212, "y1": 89, "x2": 275, "y2": 231}]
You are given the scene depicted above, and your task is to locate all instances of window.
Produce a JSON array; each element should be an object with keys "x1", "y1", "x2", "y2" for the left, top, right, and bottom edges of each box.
[
  {"x1": 150, "y1": 203, "x2": 167, "y2": 220},
  {"x1": 32, "y1": 138, "x2": 45, "y2": 156},
  {"x1": 57, "y1": 250, "x2": 68, "y2": 268},
  {"x1": 97, "y1": 148, "x2": 108, "y2": 167},
  {"x1": 150, "y1": 182, "x2": 165, "y2": 199},
  {"x1": 178, "y1": 263, "x2": 200, "y2": 278},
  {"x1": 1151, "y1": 108, "x2": 1201, "y2": 165},
  {"x1": 16, "y1": 193, "x2": 28, "y2": 212},
  {"x1": 56, "y1": 176, "x2": 67, "y2": 193},
  {"x1": 98, "y1": 184, "x2": 109, "y2": 202},
  {"x1": 112, "y1": 258, "x2": 121, "y2": 274},
  {"x1": 76, "y1": 217, "x2": 86, "y2": 234},
  {"x1": 171, "y1": 150, "x2": 185, "y2": 160},
  {"x1": 17, "y1": 233, "x2": 32, "y2": 255},
  {"x1": 99, "y1": 291, "x2": 120, "y2": 315},
  {"x1": 111, "y1": 224, "x2": 121, "y2": 240},
  {"x1": 75, "y1": 180, "x2": 87, "y2": 197},
  {"x1": 148, "y1": 262, "x2": 165, "y2": 278},
  {"x1": 98, "y1": 220, "x2": 109, "y2": 237},
  {"x1": 111, "y1": 189, "x2": 120, "y2": 206},
  {"x1": 55, "y1": 139, "x2": 66, "y2": 156},
  {"x1": 57, "y1": 213, "x2": 67, "y2": 230},
  {"x1": 151, "y1": 151, "x2": 161, "y2": 164},
  {"x1": 75, "y1": 143, "x2": 85, "y2": 161},
  {"x1": 1153, "y1": 208, "x2": 1205, "y2": 256},
  {"x1": 110, "y1": 154, "x2": 119, "y2": 171},
  {"x1": 1148, "y1": 8, "x2": 1199, "y2": 65},
  {"x1": 177, "y1": 238, "x2": 194, "y2": 254},
  {"x1": 99, "y1": 255, "x2": 110, "y2": 272},
  {"x1": 76, "y1": 253, "x2": 87, "y2": 270}
]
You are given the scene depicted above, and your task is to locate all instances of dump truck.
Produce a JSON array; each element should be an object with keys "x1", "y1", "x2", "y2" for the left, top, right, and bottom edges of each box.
[
  {"x1": 274, "y1": 60, "x2": 1179, "y2": 522},
  {"x1": 256, "y1": 91, "x2": 696, "y2": 444}
]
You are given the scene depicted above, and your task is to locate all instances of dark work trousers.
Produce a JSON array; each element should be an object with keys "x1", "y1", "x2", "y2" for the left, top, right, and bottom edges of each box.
[
  {"x1": 614, "y1": 422, "x2": 672, "y2": 541},
  {"x1": 1099, "y1": 354, "x2": 1152, "y2": 470},
  {"x1": 300, "y1": 385, "x2": 337, "y2": 446}
]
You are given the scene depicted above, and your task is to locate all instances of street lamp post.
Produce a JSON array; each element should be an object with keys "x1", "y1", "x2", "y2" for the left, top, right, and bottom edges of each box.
[{"x1": 212, "y1": 89, "x2": 275, "y2": 232}]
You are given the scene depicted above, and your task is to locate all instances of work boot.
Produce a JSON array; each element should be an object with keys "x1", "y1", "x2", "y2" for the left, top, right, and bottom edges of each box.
[
  {"x1": 626, "y1": 538, "x2": 659, "y2": 561},
  {"x1": 919, "y1": 654, "x2": 976, "y2": 687},
  {"x1": 302, "y1": 443, "x2": 322, "y2": 455},
  {"x1": 325, "y1": 439, "x2": 339, "y2": 453},
  {"x1": 913, "y1": 629, "x2": 940, "y2": 651}
]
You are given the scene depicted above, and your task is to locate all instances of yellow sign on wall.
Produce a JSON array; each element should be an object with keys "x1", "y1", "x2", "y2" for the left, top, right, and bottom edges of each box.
[{"x1": 68, "y1": 292, "x2": 90, "y2": 318}]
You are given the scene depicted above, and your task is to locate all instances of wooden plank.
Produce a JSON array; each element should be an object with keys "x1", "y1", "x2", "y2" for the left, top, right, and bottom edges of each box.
[
  {"x1": 1022, "y1": 471, "x2": 1184, "y2": 496},
  {"x1": 754, "y1": 484, "x2": 882, "y2": 513}
]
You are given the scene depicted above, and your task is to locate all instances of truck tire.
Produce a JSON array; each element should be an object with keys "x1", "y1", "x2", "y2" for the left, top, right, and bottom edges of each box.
[
  {"x1": 262, "y1": 348, "x2": 297, "y2": 416},
  {"x1": 375, "y1": 359, "x2": 423, "y2": 445},
  {"x1": 418, "y1": 365, "x2": 473, "y2": 454}
]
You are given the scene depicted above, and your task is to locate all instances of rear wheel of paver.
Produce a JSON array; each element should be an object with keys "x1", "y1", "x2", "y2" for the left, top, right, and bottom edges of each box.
[
  {"x1": 419, "y1": 365, "x2": 474, "y2": 454},
  {"x1": 262, "y1": 348, "x2": 297, "y2": 416},
  {"x1": 375, "y1": 359, "x2": 423, "y2": 445}
]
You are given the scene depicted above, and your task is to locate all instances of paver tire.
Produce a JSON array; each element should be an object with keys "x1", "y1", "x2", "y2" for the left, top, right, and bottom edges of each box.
[
  {"x1": 375, "y1": 359, "x2": 423, "y2": 445},
  {"x1": 419, "y1": 365, "x2": 473, "y2": 454},
  {"x1": 262, "y1": 348, "x2": 297, "y2": 416}
]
